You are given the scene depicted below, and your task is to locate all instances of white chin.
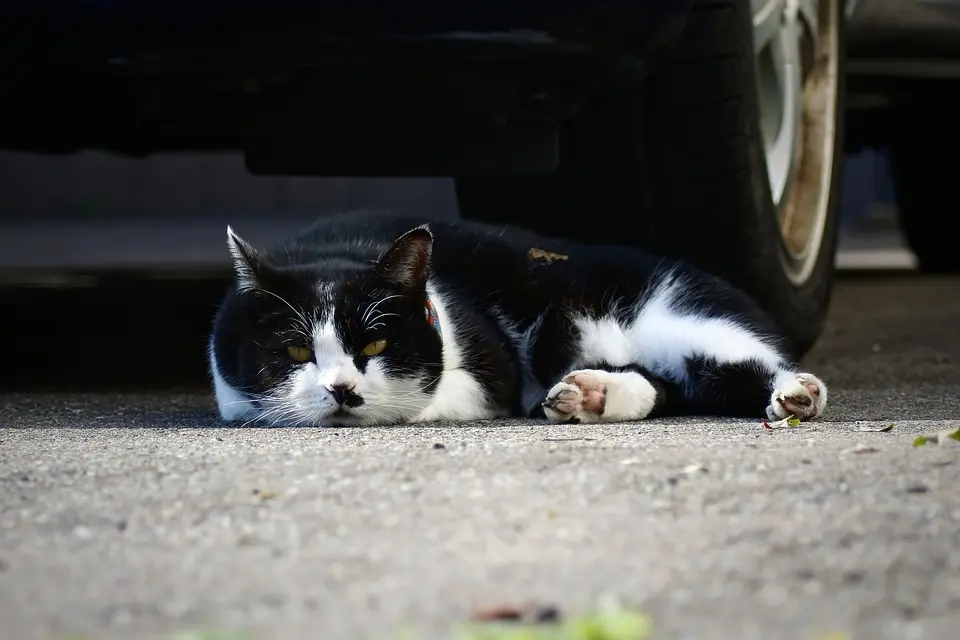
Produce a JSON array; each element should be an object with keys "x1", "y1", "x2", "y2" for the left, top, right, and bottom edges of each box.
[{"x1": 295, "y1": 411, "x2": 370, "y2": 427}]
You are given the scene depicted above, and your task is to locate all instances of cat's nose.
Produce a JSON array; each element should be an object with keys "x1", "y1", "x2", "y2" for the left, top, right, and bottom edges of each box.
[{"x1": 326, "y1": 383, "x2": 360, "y2": 407}]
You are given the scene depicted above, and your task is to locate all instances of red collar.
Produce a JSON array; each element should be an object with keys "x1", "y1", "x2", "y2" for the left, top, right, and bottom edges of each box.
[
  {"x1": 425, "y1": 297, "x2": 441, "y2": 336},
  {"x1": 366, "y1": 259, "x2": 440, "y2": 335}
]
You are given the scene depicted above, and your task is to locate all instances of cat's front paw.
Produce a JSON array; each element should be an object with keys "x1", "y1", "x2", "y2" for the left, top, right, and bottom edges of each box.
[
  {"x1": 542, "y1": 370, "x2": 606, "y2": 423},
  {"x1": 542, "y1": 369, "x2": 657, "y2": 424},
  {"x1": 766, "y1": 372, "x2": 828, "y2": 421}
]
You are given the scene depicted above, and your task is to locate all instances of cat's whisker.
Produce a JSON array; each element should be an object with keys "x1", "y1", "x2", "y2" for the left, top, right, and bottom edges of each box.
[
  {"x1": 362, "y1": 295, "x2": 404, "y2": 324},
  {"x1": 365, "y1": 401, "x2": 423, "y2": 412},
  {"x1": 240, "y1": 413, "x2": 266, "y2": 428},
  {"x1": 220, "y1": 393, "x2": 281, "y2": 407},
  {"x1": 258, "y1": 289, "x2": 312, "y2": 335},
  {"x1": 261, "y1": 405, "x2": 303, "y2": 428},
  {"x1": 386, "y1": 379, "x2": 442, "y2": 399},
  {"x1": 221, "y1": 398, "x2": 266, "y2": 407},
  {"x1": 384, "y1": 387, "x2": 432, "y2": 399},
  {"x1": 237, "y1": 396, "x2": 304, "y2": 427},
  {"x1": 275, "y1": 327, "x2": 311, "y2": 343},
  {"x1": 369, "y1": 312, "x2": 403, "y2": 324}
]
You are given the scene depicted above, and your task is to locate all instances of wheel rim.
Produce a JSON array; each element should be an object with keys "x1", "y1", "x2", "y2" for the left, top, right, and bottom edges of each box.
[{"x1": 752, "y1": 0, "x2": 839, "y2": 286}]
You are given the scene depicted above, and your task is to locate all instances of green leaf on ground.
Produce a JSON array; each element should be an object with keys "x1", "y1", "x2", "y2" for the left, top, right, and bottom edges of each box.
[
  {"x1": 913, "y1": 426, "x2": 960, "y2": 447},
  {"x1": 762, "y1": 414, "x2": 801, "y2": 429}
]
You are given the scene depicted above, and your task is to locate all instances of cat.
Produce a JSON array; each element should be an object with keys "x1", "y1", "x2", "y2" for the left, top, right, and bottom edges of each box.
[{"x1": 209, "y1": 210, "x2": 827, "y2": 427}]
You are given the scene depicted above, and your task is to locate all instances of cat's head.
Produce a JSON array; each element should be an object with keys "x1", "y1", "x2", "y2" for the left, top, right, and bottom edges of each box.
[{"x1": 210, "y1": 224, "x2": 445, "y2": 426}]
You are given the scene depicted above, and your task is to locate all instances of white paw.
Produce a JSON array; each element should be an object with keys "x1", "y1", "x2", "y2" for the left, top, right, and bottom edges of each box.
[
  {"x1": 766, "y1": 372, "x2": 828, "y2": 421},
  {"x1": 542, "y1": 369, "x2": 657, "y2": 424}
]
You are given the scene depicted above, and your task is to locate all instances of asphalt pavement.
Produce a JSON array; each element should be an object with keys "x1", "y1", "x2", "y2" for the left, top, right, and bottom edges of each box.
[{"x1": 1, "y1": 274, "x2": 959, "y2": 640}]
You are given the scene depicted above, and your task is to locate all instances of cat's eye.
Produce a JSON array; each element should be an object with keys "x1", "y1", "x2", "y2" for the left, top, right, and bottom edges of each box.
[
  {"x1": 361, "y1": 339, "x2": 388, "y2": 357},
  {"x1": 286, "y1": 345, "x2": 314, "y2": 362}
]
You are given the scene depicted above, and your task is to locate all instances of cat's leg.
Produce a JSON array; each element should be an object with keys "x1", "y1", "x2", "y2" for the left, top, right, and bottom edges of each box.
[
  {"x1": 541, "y1": 359, "x2": 829, "y2": 424},
  {"x1": 526, "y1": 304, "x2": 829, "y2": 423},
  {"x1": 670, "y1": 355, "x2": 828, "y2": 421},
  {"x1": 525, "y1": 308, "x2": 681, "y2": 423},
  {"x1": 541, "y1": 365, "x2": 672, "y2": 424}
]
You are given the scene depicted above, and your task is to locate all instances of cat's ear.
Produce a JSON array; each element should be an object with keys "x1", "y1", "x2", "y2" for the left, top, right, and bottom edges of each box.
[
  {"x1": 226, "y1": 226, "x2": 264, "y2": 292},
  {"x1": 374, "y1": 225, "x2": 434, "y2": 290}
]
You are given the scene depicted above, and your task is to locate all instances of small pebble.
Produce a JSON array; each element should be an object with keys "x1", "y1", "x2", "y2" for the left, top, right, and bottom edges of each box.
[
  {"x1": 471, "y1": 605, "x2": 523, "y2": 622},
  {"x1": 844, "y1": 443, "x2": 879, "y2": 455},
  {"x1": 533, "y1": 604, "x2": 562, "y2": 623},
  {"x1": 796, "y1": 568, "x2": 816, "y2": 580},
  {"x1": 432, "y1": 442, "x2": 446, "y2": 450}
]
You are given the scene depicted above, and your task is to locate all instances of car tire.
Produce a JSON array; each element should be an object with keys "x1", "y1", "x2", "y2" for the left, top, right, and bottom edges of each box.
[
  {"x1": 456, "y1": 0, "x2": 846, "y2": 359},
  {"x1": 891, "y1": 107, "x2": 960, "y2": 274}
]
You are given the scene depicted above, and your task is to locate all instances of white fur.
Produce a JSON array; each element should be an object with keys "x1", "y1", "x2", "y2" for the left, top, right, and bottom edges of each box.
[
  {"x1": 226, "y1": 226, "x2": 258, "y2": 293},
  {"x1": 596, "y1": 371, "x2": 658, "y2": 421},
  {"x1": 415, "y1": 283, "x2": 503, "y2": 422},
  {"x1": 543, "y1": 369, "x2": 658, "y2": 424},
  {"x1": 209, "y1": 339, "x2": 259, "y2": 422}
]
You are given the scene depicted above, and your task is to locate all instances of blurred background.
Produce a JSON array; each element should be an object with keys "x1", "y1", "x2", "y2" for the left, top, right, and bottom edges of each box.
[{"x1": 0, "y1": 147, "x2": 914, "y2": 272}]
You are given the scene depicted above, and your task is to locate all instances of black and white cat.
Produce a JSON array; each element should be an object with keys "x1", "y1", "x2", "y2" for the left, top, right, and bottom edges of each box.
[{"x1": 209, "y1": 210, "x2": 827, "y2": 427}]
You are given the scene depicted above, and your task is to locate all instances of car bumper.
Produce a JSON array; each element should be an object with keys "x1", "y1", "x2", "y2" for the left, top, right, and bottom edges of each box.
[
  {"x1": 0, "y1": 1, "x2": 692, "y2": 66},
  {"x1": 0, "y1": 1, "x2": 694, "y2": 165}
]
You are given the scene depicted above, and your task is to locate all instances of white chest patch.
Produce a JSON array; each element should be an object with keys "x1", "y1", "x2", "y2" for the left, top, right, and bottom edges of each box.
[
  {"x1": 209, "y1": 339, "x2": 258, "y2": 422},
  {"x1": 414, "y1": 283, "x2": 503, "y2": 422}
]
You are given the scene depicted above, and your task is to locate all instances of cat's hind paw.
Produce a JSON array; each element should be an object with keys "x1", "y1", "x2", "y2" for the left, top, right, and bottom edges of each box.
[
  {"x1": 542, "y1": 369, "x2": 657, "y2": 424},
  {"x1": 766, "y1": 372, "x2": 828, "y2": 421}
]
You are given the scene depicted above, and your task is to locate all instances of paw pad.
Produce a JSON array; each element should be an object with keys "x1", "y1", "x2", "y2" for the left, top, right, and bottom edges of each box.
[
  {"x1": 542, "y1": 370, "x2": 607, "y2": 423},
  {"x1": 768, "y1": 373, "x2": 827, "y2": 421}
]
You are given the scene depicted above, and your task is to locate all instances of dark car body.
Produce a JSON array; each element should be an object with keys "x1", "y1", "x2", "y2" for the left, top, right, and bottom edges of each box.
[
  {"x1": 844, "y1": 0, "x2": 960, "y2": 272},
  {"x1": 846, "y1": 0, "x2": 960, "y2": 148},
  {"x1": 848, "y1": 0, "x2": 960, "y2": 61},
  {"x1": 0, "y1": 0, "x2": 693, "y2": 176}
]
